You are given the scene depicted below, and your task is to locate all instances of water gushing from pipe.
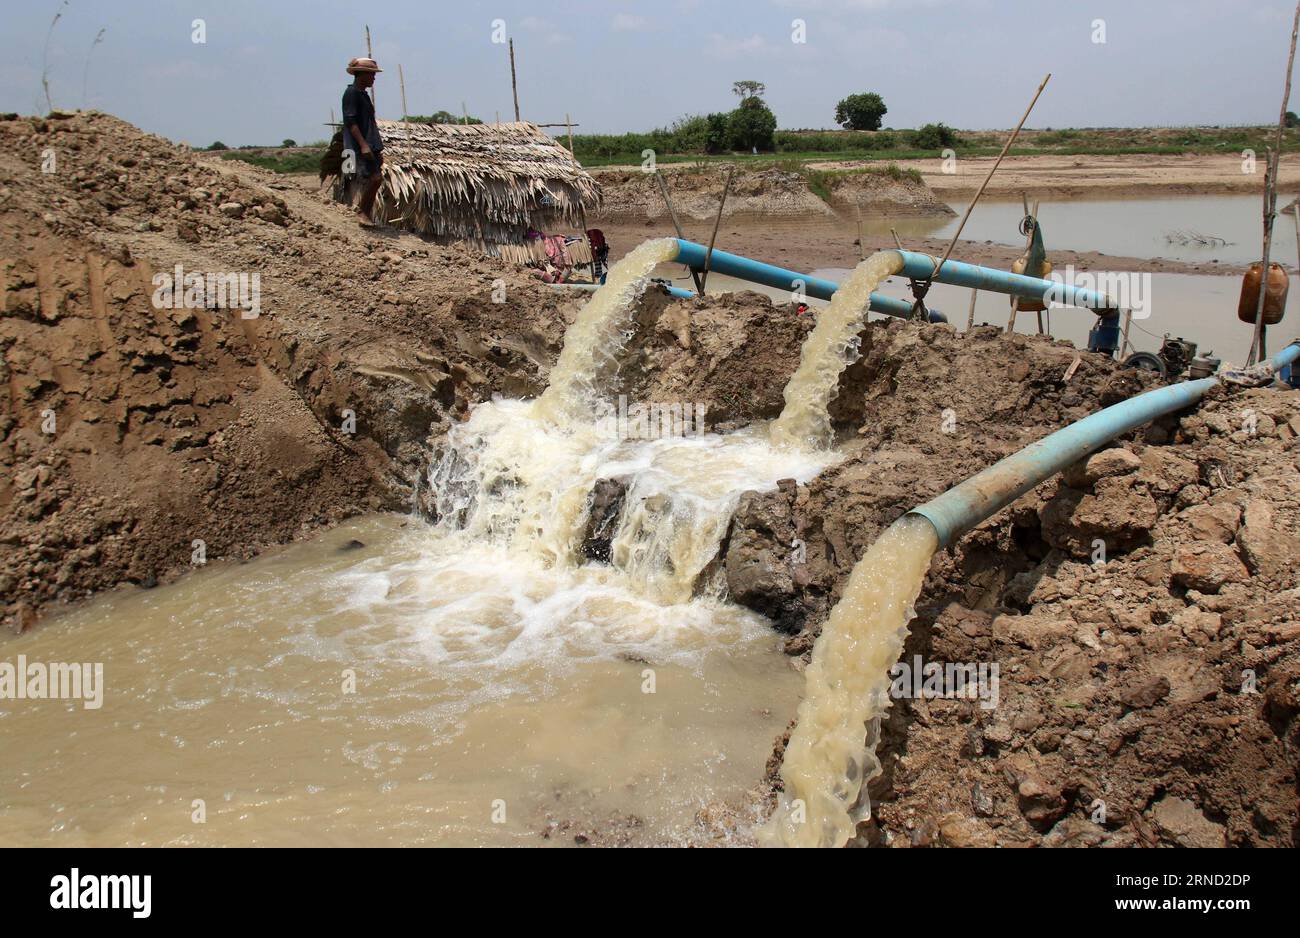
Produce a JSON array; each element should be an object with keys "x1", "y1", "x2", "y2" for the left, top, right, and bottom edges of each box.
[
  {"x1": 430, "y1": 239, "x2": 832, "y2": 598},
  {"x1": 533, "y1": 238, "x2": 679, "y2": 424},
  {"x1": 770, "y1": 252, "x2": 905, "y2": 450},
  {"x1": 760, "y1": 515, "x2": 937, "y2": 848}
]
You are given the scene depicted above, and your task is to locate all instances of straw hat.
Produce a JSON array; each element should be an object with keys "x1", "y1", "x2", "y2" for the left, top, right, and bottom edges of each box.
[{"x1": 346, "y1": 57, "x2": 382, "y2": 74}]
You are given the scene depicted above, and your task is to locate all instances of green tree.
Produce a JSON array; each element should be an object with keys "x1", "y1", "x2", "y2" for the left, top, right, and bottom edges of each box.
[
  {"x1": 726, "y1": 101, "x2": 777, "y2": 151},
  {"x1": 1287, "y1": 111, "x2": 1299, "y2": 129},
  {"x1": 671, "y1": 113, "x2": 729, "y2": 154},
  {"x1": 281, "y1": 138, "x2": 297, "y2": 148},
  {"x1": 410, "y1": 110, "x2": 484, "y2": 125},
  {"x1": 834, "y1": 92, "x2": 888, "y2": 131},
  {"x1": 909, "y1": 122, "x2": 960, "y2": 149},
  {"x1": 732, "y1": 80, "x2": 766, "y2": 102},
  {"x1": 207, "y1": 141, "x2": 229, "y2": 151}
]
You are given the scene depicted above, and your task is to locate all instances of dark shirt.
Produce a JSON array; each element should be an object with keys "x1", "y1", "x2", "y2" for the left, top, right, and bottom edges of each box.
[{"x1": 341, "y1": 84, "x2": 383, "y2": 157}]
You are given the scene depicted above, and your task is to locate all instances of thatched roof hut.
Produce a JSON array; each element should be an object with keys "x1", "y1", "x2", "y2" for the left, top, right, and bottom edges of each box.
[{"x1": 324, "y1": 120, "x2": 601, "y2": 264}]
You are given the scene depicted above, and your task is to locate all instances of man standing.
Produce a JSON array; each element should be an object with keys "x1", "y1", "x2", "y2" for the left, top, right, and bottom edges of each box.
[{"x1": 342, "y1": 56, "x2": 384, "y2": 227}]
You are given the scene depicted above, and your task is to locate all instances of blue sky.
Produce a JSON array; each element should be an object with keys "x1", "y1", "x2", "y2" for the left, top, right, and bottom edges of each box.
[{"x1": 1, "y1": 0, "x2": 1296, "y2": 146}]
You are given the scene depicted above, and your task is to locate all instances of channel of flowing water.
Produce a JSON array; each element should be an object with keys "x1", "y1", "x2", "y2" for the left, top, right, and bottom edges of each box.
[{"x1": 1, "y1": 239, "x2": 857, "y2": 847}]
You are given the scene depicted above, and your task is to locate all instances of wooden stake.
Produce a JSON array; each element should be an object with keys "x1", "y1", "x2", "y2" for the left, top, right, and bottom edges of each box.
[
  {"x1": 1006, "y1": 297, "x2": 1021, "y2": 335},
  {"x1": 855, "y1": 204, "x2": 866, "y2": 261},
  {"x1": 934, "y1": 73, "x2": 1051, "y2": 284},
  {"x1": 1121, "y1": 309, "x2": 1133, "y2": 358},
  {"x1": 654, "y1": 171, "x2": 704, "y2": 294},
  {"x1": 1248, "y1": 0, "x2": 1300, "y2": 365},
  {"x1": 462, "y1": 101, "x2": 469, "y2": 125},
  {"x1": 566, "y1": 113, "x2": 574, "y2": 152},
  {"x1": 399, "y1": 64, "x2": 408, "y2": 122},
  {"x1": 890, "y1": 228, "x2": 903, "y2": 250},
  {"x1": 365, "y1": 25, "x2": 375, "y2": 110},
  {"x1": 578, "y1": 203, "x2": 593, "y2": 283},
  {"x1": 509, "y1": 38, "x2": 521, "y2": 121},
  {"x1": 966, "y1": 289, "x2": 978, "y2": 331},
  {"x1": 701, "y1": 165, "x2": 735, "y2": 293},
  {"x1": 1293, "y1": 202, "x2": 1300, "y2": 274}
]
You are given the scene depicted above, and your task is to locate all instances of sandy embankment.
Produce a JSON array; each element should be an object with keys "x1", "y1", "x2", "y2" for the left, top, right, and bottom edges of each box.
[
  {"x1": 901, "y1": 152, "x2": 1300, "y2": 201},
  {"x1": 590, "y1": 153, "x2": 1283, "y2": 277}
]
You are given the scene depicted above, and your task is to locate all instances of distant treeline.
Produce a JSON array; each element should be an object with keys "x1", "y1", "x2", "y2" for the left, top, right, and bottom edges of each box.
[
  {"x1": 569, "y1": 122, "x2": 1300, "y2": 167},
  {"x1": 569, "y1": 120, "x2": 961, "y2": 161}
]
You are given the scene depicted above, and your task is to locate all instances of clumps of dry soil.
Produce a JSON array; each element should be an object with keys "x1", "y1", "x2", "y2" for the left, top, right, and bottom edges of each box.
[{"x1": 712, "y1": 318, "x2": 1300, "y2": 847}]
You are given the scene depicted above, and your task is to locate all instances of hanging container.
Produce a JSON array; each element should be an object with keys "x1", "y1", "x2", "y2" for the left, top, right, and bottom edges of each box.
[
  {"x1": 1010, "y1": 255, "x2": 1053, "y2": 313},
  {"x1": 1237, "y1": 262, "x2": 1289, "y2": 325}
]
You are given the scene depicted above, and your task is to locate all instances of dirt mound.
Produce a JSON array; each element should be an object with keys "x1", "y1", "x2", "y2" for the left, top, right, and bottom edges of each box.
[
  {"x1": 717, "y1": 319, "x2": 1300, "y2": 846},
  {"x1": 592, "y1": 164, "x2": 953, "y2": 222},
  {"x1": 823, "y1": 170, "x2": 955, "y2": 217},
  {"x1": 716, "y1": 321, "x2": 1152, "y2": 634},
  {"x1": 0, "y1": 112, "x2": 562, "y2": 627}
]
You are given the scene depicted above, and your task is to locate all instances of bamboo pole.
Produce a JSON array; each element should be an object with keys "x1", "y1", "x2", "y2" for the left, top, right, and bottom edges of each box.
[
  {"x1": 934, "y1": 73, "x2": 1051, "y2": 284},
  {"x1": 399, "y1": 65, "x2": 408, "y2": 122},
  {"x1": 365, "y1": 26, "x2": 375, "y2": 110},
  {"x1": 566, "y1": 113, "x2": 574, "y2": 152},
  {"x1": 855, "y1": 204, "x2": 866, "y2": 261},
  {"x1": 462, "y1": 101, "x2": 469, "y2": 125},
  {"x1": 509, "y1": 39, "x2": 521, "y2": 121},
  {"x1": 701, "y1": 165, "x2": 735, "y2": 293},
  {"x1": 1294, "y1": 202, "x2": 1300, "y2": 272},
  {"x1": 1121, "y1": 309, "x2": 1133, "y2": 357},
  {"x1": 655, "y1": 171, "x2": 704, "y2": 294},
  {"x1": 966, "y1": 289, "x2": 978, "y2": 331},
  {"x1": 578, "y1": 203, "x2": 593, "y2": 282},
  {"x1": 1248, "y1": 0, "x2": 1300, "y2": 365}
]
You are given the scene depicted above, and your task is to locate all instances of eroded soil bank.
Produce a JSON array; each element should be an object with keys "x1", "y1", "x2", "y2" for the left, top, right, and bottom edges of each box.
[{"x1": 3, "y1": 112, "x2": 1297, "y2": 847}]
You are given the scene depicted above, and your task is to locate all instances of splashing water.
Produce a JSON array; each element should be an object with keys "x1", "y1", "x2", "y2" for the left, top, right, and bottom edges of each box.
[
  {"x1": 769, "y1": 252, "x2": 904, "y2": 450},
  {"x1": 430, "y1": 237, "x2": 834, "y2": 601},
  {"x1": 428, "y1": 401, "x2": 831, "y2": 601},
  {"x1": 760, "y1": 514, "x2": 938, "y2": 848},
  {"x1": 533, "y1": 237, "x2": 680, "y2": 424}
]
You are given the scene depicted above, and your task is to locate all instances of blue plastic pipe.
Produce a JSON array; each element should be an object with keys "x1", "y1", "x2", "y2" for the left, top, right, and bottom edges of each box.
[
  {"x1": 893, "y1": 250, "x2": 1120, "y2": 313},
  {"x1": 908, "y1": 341, "x2": 1300, "y2": 548},
  {"x1": 671, "y1": 241, "x2": 1121, "y2": 322},
  {"x1": 671, "y1": 239, "x2": 919, "y2": 319}
]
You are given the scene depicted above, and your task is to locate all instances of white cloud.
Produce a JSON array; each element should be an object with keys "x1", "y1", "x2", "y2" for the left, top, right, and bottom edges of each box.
[
  {"x1": 612, "y1": 14, "x2": 649, "y2": 32},
  {"x1": 518, "y1": 16, "x2": 570, "y2": 45},
  {"x1": 707, "y1": 33, "x2": 775, "y2": 59}
]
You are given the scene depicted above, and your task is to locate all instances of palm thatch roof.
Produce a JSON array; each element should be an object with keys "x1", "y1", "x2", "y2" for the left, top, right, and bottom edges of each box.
[{"x1": 327, "y1": 120, "x2": 601, "y2": 263}]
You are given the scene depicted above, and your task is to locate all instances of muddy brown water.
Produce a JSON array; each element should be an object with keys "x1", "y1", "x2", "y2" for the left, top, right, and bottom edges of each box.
[
  {"x1": 0, "y1": 514, "x2": 805, "y2": 846},
  {"x1": 795, "y1": 195, "x2": 1278, "y2": 268},
  {"x1": 929, "y1": 195, "x2": 1285, "y2": 268}
]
